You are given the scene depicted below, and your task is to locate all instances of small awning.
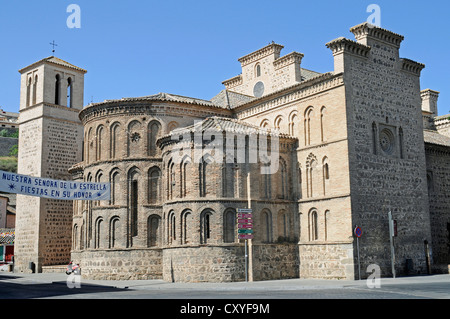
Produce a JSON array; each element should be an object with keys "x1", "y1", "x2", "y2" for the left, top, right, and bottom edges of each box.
[{"x1": 0, "y1": 229, "x2": 14, "y2": 245}]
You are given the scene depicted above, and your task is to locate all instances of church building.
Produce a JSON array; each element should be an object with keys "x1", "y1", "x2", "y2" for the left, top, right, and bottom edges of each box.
[{"x1": 13, "y1": 22, "x2": 450, "y2": 282}]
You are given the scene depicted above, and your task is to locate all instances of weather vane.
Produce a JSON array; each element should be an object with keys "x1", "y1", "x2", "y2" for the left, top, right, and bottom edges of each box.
[{"x1": 50, "y1": 40, "x2": 58, "y2": 54}]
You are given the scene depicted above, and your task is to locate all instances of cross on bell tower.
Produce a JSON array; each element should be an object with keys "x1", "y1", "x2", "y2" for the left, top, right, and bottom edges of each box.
[{"x1": 49, "y1": 40, "x2": 58, "y2": 54}]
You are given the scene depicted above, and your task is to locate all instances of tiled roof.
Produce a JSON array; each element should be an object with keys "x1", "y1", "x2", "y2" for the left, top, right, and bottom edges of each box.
[
  {"x1": 424, "y1": 130, "x2": 450, "y2": 147},
  {"x1": 19, "y1": 56, "x2": 87, "y2": 74},
  {"x1": 91, "y1": 92, "x2": 227, "y2": 109},
  {"x1": 169, "y1": 116, "x2": 295, "y2": 139},
  {"x1": 210, "y1": 90, "x2": 255, "y2": 109},
  {"x1": 300, "y1": 68, "x2": 322, "y2": 81}
]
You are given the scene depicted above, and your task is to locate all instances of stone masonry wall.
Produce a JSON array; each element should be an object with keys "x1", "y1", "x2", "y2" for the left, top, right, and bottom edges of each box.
[
  {"x1": 71, "y1": 248, "x2": 162, "y2": 280},
  {"x1": 340, "y1": 28, "x2": 432, "y2": 277},
  {"x1": 425, "y1": 144, "x2": 450, "y2": 272},
  {"x1": 162, "y1": 244, "x2": 298, "y2": 283},
  {"x1": 299, "y1": 242, "x2": 354, "y2": 279}
]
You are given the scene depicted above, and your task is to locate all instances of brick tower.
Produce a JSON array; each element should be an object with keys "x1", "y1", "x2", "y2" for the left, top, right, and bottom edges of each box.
[{"x1": 14, "y1": 57, "x2": 86, "y2": 273}]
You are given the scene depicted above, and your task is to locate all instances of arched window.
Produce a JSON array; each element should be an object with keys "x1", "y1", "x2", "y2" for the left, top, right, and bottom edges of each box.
[
  {"x1": 306, "y1": 153, "x2": 317, "y2": 198},
  {"x1": 127, "y1": 120, "x2": 142, "y2": 157},
  {"x1": 180, "y1": 156, "x2": 191, "y2": 198},
  {"x1": 148, "y1": 167, "x2": 161, "y2": 204},
  {"x1": 261, "y1": 162, "x2": 272, "y2": 199},
  {"x1": 86, "y1": 127, "x2": 93, "y2": 164},
  {"x1": 372, "y1": 122, "x2": 378, "y2": 155},
  {"x1": 95, "y1": 170, "x2": 104, "y2": 206},
  {"x1": 274, "y1": 116, "x2": 283, "y2": 132},
  {"x1": 199, "y1": 156, "x2": 211, "y2": 197},
  {"x1": 304, "y1": 107, "x2": 314, "y2": 146},
  {"x1": 109, "y1": 216, "x2": 120, "y2": 248},
  {"x1": 128, "y1": 168, "x2": 140, "y2": 241},
  {"x1": 320, "y1": 106, "x2": 327, "y2": 142},
  {"x1": 26, "y1": 77, "x2": 32, "y2": 107},
  {"x1": 297, "y1": 162, "x2": 303, "y2": 199},
  {"x1": 168, "y1": 211, "x2": 176, "y2": 245},
  {"x1": 96, "y1": 125, "x2": 104, "y2": 161},
  {"x1": 324, "y1": 210, "x2": 330, "y2": 241},
  {"x1": 32, "y1": 75, "x2": 38, "y2": 106},
  {"x1": 167, "y1": 159, "x2": 175, "y2": 200},
  {"x1": 277, "y1": 210, "x2": 290, "y2": 242},
  {"x1": 180, "y1": 210, "x2": 192, "y2": 245},
  {"x1": 67, "y1": 77, "x2": 73, "y2": 108},
  {"x1": 148, "y1": 121, "x2": 161, "y2": 157},
  {"x1": 261, "y1": 210, "x2": 273, "y2": 243},
  {"x1": 279, "y1": 157, "x2": 288, "y2": 199},
  {"x1": 95, "y1": 217, "x2": 103, "y2": 249},
  {"x1": 309, "y1": 209, "x2": 319, "y2": 241},
  {"x1": 55, "y1": 74, "x2": 61, "y2": 105},
  {"x1": 260, "y1": 119, "x2": 270, "y2": 129},
  {"x1": 110, "y1": 122, "x2": 120, "y2": 159},
  {"x1": 289, "y1": 111, "x2": 298, "y2": 136},
  {"x1": 223, "y1": 209, "x2": 236, "y2": 243},
  {"x1": 322, "y1": 157, "x2": 329, "y2": 196},
  {"x1": 110, "y1": 169, "x2": 120, "y2": 206},
  {"x1": 147, "y1": 215, "x2": 161, "y2": 247},
  {"x1": 399, "y1": 127, "x2": 404, "y2": 159},
  {"x1": 73, "y1": 225, "x2": 79, "y2": 250},
  {"x1": 200, "y1": 210, "x2": 213, "y2": 244},
  {"x1": 255, "y1": 64, "x2": 261, "y2": 77}
]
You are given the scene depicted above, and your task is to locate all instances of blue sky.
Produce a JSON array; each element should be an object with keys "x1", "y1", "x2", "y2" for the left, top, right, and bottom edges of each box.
[{"x1": 0, "y1": 0, "x2": 449, "y2": 115}]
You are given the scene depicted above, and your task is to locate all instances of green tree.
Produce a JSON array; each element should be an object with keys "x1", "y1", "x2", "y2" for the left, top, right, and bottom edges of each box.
[{"x1": 9, "y1": 144, "x2": 18, "y2": 157}]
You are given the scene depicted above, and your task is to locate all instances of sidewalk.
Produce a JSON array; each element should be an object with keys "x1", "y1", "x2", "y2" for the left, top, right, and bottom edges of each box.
[{"x1": 1, "y1": 270, "x2": 449, "y2": 292}]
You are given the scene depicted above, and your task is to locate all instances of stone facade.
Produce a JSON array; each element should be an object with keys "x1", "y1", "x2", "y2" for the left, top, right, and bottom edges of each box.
[{"x1": 13, "y1": 23, "x2": 450, "y2": 282}]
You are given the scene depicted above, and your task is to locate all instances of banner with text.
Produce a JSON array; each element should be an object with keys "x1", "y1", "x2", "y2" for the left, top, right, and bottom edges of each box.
[{"x1": 0, "y1": 170, "x2": 111, "y2": 201}]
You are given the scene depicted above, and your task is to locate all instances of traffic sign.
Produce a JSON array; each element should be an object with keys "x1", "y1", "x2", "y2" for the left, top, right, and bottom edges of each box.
[
  {"x1": 354, "y1": 226, "x2": 362, "y2": 238},
  {"x1": 238, "y1": 234, "x2": 254, "y2": 240},
  {"x1": 238, "y1": 224, "x2": 253, "y2": 229},
  {"x1": 237, "y1": 213, "x2": 252, "y2": 219},
  {"x1": 238, "y1": 219, "x2": 252, "y2": 224},
  {"x1": 238, "y1": 229, "x2": 254, "y2": 234},
  {"x1": 237, "y1": 208, "x2": 253, "y2": 213}
]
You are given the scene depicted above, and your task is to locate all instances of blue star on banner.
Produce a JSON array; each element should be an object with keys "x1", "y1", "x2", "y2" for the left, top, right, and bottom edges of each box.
[{"x1": 8, "y1": 183, "x2": 16, "y2": 191}]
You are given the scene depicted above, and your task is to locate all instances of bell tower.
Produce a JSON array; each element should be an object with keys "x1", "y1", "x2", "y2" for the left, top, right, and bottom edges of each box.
[{"x1": 14, "y1": 57, "x2": 86, "y2": 273}]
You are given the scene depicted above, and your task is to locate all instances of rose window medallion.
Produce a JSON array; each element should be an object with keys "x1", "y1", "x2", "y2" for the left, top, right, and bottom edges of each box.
[{"x1": 379, "y1": 128, "x2": 395, "y2": 154}]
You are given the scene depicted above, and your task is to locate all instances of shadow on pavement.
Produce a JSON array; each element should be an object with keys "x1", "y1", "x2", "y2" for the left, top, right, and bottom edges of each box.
[{"x1": 0, "y1": 275, "x2": 129, "y2": 299}]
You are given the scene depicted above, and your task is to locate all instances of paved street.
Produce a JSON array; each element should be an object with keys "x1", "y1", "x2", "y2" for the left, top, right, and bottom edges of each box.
[
  {"x1": 0, "y1": 271, "x2": 449, "y2": 300},
  {"x1": 1, "y1": 272, "x2": 448, "y2": 318}
]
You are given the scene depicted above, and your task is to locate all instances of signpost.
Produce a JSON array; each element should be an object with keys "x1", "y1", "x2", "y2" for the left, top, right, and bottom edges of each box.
[
  {"x1": 354, "y1": 226, "x2": 362, "y2": 280},
  {"x1": 237, "y1": 208, "x2": 253, "y2": 281},
  {"x1": 388, "y1": 211, "x2": 396, "y2": 278}
]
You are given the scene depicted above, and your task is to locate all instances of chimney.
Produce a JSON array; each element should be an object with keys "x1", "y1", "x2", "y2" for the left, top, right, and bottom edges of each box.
[{"x1": 421, "y1": 89, "x2": 439, "y2": 116}]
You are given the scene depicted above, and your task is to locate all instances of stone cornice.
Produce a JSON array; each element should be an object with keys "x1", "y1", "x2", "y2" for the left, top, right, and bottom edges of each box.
[
  {"x1": 350, "y1": 22, "x2": 404, "y2": 48},
  {"x1": 401, "y1": 58, "x2": 425, "y2": 76},
  {"x1": 421, "y1": 88, "x2": 440, "y2": 99},
  {"x1": 222, "y1": 74, "x2": 243, "y2": 89},
  {"x1": 425, "y1": 143, "x2": 450, "y2": 155},
  {"x1": 435, "y1": 116, "x2": 450, "y2": 130},
  {"x1": 273, "y1": 52, "x2": 304, "y2": 70},
  {"x1": 326, "y1": 37, "x2": 371, "y2": 58},
  {"x1": 234, "y1": 72, "x2": 344, "y2": 119},
  {"x1": 238, "y1": 43, "x2": 284, "y2": 67},
  {"x1": 79, "y1": 100, "x2": 232, "y2": 126}
]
